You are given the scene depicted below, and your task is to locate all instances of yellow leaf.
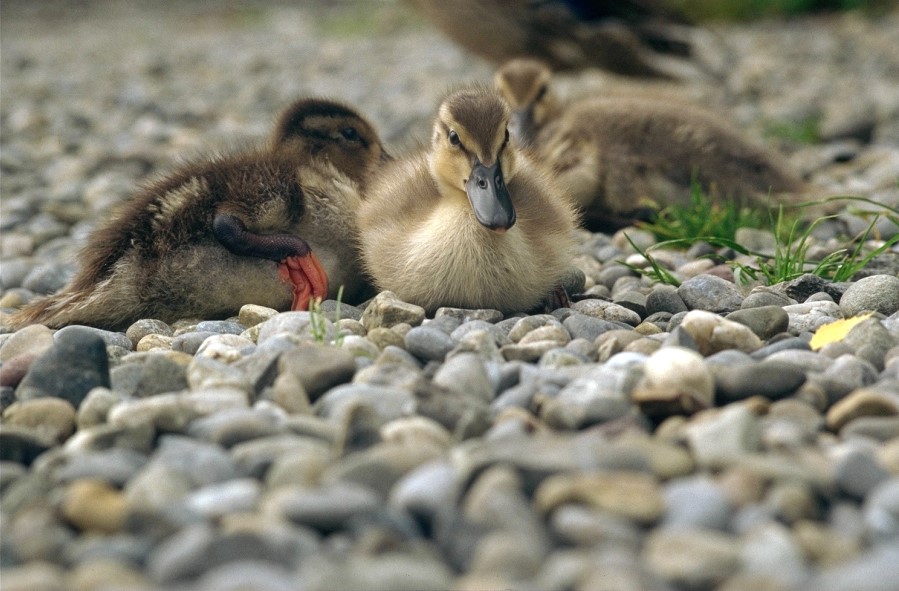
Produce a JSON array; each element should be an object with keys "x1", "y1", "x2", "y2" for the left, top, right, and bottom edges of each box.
[{"x1": 809, "y1": 312, "x2": 874, "y2": 351}]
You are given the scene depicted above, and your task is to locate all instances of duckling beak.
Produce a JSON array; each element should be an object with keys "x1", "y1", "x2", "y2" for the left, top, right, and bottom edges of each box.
[
  {"x1": 509, "y1": 109, "x2": 534, "y2": 146},
  {"x1": 466, "y1": 160, "x2": 516, "y2": 232}
]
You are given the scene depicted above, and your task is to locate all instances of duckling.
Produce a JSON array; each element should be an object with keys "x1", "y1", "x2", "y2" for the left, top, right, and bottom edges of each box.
[
  {"x1": 7, "y1": 98, "x2": 388, "y2": 331},
  {"x1": 358, "y1": 86, "x2": 578, "y2": 315},
  {"x1": 409, "y1": 0, "x2": 696, "y2": 78},
  {"x1": 495, "y1": 58, "x2": 809, "y2": 231}
]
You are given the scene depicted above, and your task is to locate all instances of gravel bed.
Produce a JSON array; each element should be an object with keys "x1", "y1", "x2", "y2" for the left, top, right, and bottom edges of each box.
[{"x1": 2, "y1": 2, "x2": 899, "y2": 590}]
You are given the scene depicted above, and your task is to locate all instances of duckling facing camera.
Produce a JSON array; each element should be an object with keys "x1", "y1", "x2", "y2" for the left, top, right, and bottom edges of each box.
[
  {"x1": 6, "y1": 98, "x2": 389, "y2": 331},
  {"x1": 358, "y1": 86, "x2": 578, "y2": 315},
  {"x1": 495, "y1": 58, "x2": 810, "y2": 231}
]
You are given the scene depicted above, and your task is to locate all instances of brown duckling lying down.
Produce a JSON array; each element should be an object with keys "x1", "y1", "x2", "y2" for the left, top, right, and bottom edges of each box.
[
  {"x1": 6, "y1": 98, "x2": 389, "y2": 331},
  {"x1": 495, "y1": 58, "x2": 811, "y2": 231},
  {"x1": 358, "y1": 86, "x2": 579, "y2": 315}
]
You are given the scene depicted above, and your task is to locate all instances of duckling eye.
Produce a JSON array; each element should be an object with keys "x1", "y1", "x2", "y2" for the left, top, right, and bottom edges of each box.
[
  {"x1": 448, "y1": 130, "x2": 460, "y2": 147},
  {"x1": 340, "y1": 127, "x2": 360, "y2": 141},
  {"x1": 535, "y1": 84, "x2": 548, "y2": 102},
  {"x1": 504, "y1": 128, "x2": 510, "y2": 145}
]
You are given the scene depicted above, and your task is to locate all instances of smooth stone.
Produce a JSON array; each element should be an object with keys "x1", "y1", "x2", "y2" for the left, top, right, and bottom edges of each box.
[
  {"x1": 147, "y1": 521, "x2": 314, "y2": 583},
  {"x1": 318, "y1": 299, "x2": 363, "y2": 322},
  {"x1": 0, "y1": 563, "x2": 67, "y2": 591},
  {"x1": 836, "y1": 448, "x2": 890, "y2": 499},
  {"x1": 0, "y1": 353, "x2": 35, "y2": 389},
  {"x1": 679, "y1": 310, "x2": 764, "y2": 355},
  {"x1": 187, "y1": 355, "x2": 252, "y2": 393},
  {"x1": 68, "y1": 559, "x2": 150, "y2": 591},
  {"x1": 563, "y1": 314, "x2": 624, "y2": 342},
  {"x1": 451, "y1": 320, "x2": 510, "y2": 347},
  {"x1": 519, "y1": 324, "x2": 571, "y2": 346},
  {"x1": 740, "y1": 522, "x2": 807, "y2": 586},
  {"x1": 841, "y1": 416, "x2": 899, "y2": 441},
  {"x1": 65, "y1": 422, "x2": 155, "y2": 455},
  {"x1": 662, "y1": 476, "x2": 733, "y2": 530},
  {"x1": 254, "y1": 312, "x2": 334, "y2": 344},
  {"x1": 0, "y1": 424, "x2": 55, "y2": 464},
  {"x1": 677, "y1": 274, "x2": 743, "y2": 313},
  {"x1": 725, "y1": 306, "x2": 790, "y2": 340},
  {"x1": 361, "y1": 291, "x2": 426, "y2": 330},
  {"x1": 614, "y1": 290, "x2": 648, "y2": 319},
  {"x1": 570, "y1": 299, "x2": 641, "y2": 326},
  {"x1": 685, "y1": 405, "x2": 762, "y2": 467},
  {"x1": 22, "y1": 263, "x2": 73, "y2": 294},
  {"x1": 643, "y1": 527, "x2": 742, "y2": 588},
  {"x1": 108, "y1": 389, "x2": 248, "y2": 432},
  {"x1": 799, "y1": 543, "x2": 899, "y2": 591},
  {"x1": 172, "y1": 331, "x2": 217, "y2": 355},
  {"x1": 0, "y1": 323, "x2": 55, "y2": 361},
  {"x1": 433, "y1": 352, "x2": 495, "y2": 403},
  {"x1": 535, "y1": 471, "x2": 665, "y2": 524},
  {"x1": 542, "y1": 368, "x2": 635, "y2": 429},
  {"x1": 238, "y1": 304, "x2": 279, "y2": 327},
  {"x1": 750, "y1": 336, "x2": 812, "y2": 359},
  {"x1": 193, "y1": 561, "x2": 298, "y2": 591},
  {"x1": 646, "y1": 285, "x2": 689, "y2": 315},
  {"x1": 741, "y1": 287, "x2": 794, "y2": 309},
  {"x1": 76, "y1": 387, "x2": 122, "y2": 428},
  {"x1": 632, "y1": 347, "x2": 714, "y2": 418},
  {"x1": 265, "y1": 481, "x2": 380, "y2": 532},
  {"x1": 278, "y1": 344, "x2": 356, "y2": 401},
  {"x1": 135, "y1": 333, "x2": 174, "y2": 351},
  {"x1": 183, "y1": 478, "x2": 262, "y2": 518},
  {"x1": 55, "y1": 325, "x2": 131, "y2": 350},
  {"x1": 842, "y1": 318, "x2": 897, "y2": 370},
  {"x1": 840, "y1": 274, "x2": 899, "y2": 317},
  {"x1": 549, "y1": 504, "x2": 642, "y2": 549},
  {"x1": 231, "y1": 434, "x2": 332, "y2": 479},
  {"x1": 404, "y1": 325, "x2": 455, "y2": 361},
  {"x1": 61, "y1": 478, "x2": 127, "y2": 533},
  {"x1": 826, "y1": 386, "x2": 899, "y2": 431},
  {"x1": 863, "y1": 477, "x2": 899, "y2": 540},
  {"x1": 195, "y1": 334, "x2": 256, "y2": 362},
  {"x1": 125, "y1": 318, "x2": 174, "y2": 347},
  {"x1": 325, "y1": 440, "x2": 443, "y2": 497},
  {"x1": 16, "y1": 326, "x2": 110, "y2": 406},
  {"x1": 715, "y1": 360, "x2": 807, "y2": 402},
  {"x1": 3, "y1": 397, "x2": 76, "y2": 443},
  {"x1": 114, "y1": 353, "x2": 188, "y2": 397},
  {"x1": 389, "y1": 459, "x2": 461, "y2": 522},
  {"x1": 314, "y1": 384, "x2": 415, "y2": 425},
  {"x1": 187, "y1": 407, "x2": 285, "y2": 447}
]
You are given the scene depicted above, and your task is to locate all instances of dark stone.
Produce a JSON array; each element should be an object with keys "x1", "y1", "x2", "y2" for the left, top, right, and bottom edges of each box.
[
  {"x1": 0, "y1": 424, "x2": 54, "y2": 464},
  {"x1": 278, "y1": 344, "x2": 356, "y2": 401},
  {"x1": 562, "y1": 314, "x2": 623, "y2": 342},
  {"x1": 725, "y1": 306, "x2": 790, "y2": 340},
  {"x1": 778, "y1": 274, "x2": 849, "y2": 303},
  {"x1": 16, "y1": 326, "x2": 110, "y2": 407},
  {"x1": 714, "y1": 361, "x2": 807, "y2": 402}
]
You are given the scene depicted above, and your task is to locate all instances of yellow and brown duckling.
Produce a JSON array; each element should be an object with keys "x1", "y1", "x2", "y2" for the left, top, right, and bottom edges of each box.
[
  {"x1": 410, "y1": 0, "x2": 696, "y2": 78},
  {"x1": 6, "y1": 98, "x2": 389, "y2": 331},
  {"x1": 358, "y1": 86, "x2": 578, "y2": 314},
  {"x1": 495, "y1": 58, "x2": 809, "y2": 231}
]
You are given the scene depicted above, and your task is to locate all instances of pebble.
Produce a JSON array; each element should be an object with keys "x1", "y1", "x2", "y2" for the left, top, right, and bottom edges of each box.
[
  {"x1": 679, "y1": 310, "x2": 764, "y2": 355},
  {"x1": 16, "y1": 326, "x2": 110, "y2": 406},
  {"x1": 61, "y1": 478, "x2": 128, "y2": 533},
  {"x1": 686, "y1": 405, "x2": 762, "y2": 467},
  {"x1": 643, "y1": 527, "x2": 743, "y2": 588},
  {"x1": 725, "y1": 305, "x2": 790, "y2": 340},
  {"x1": 677, "y1": 274, "x2": 744, "y2": 313},
  {"x1": 278, "y1": 344, "x2": 356, "y2": 401},
  {"x1": 361, "y1": 291, "x2": 426, "y2": 330},
  {"x1": 3, "y1": 397, "x2": 76, "y2": 443},
  {"x1": 632, "y1": 347, "x2": 714, "y2": 418},
  {"x1": 840, "y1": 274, "x2": 899, "y2": 317},
  {"x1": 535, "y1": 471, "x2": 666, "y2": 524},
  {"x1": 714, "y1": 360, "x2": 807, "y2": 402},
  {"x1": 404, "y1": 325, "x2": 455, "y2": 361}
]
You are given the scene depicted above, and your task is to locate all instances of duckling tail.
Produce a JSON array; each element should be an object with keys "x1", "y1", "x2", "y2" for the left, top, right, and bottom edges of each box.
[{"x1": 3, "y1": 284, "x2": 135, "y2": 332}]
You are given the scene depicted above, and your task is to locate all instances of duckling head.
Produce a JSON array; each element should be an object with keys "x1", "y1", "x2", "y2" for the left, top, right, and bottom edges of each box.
[
  {"x1": 271, "y1": 97, "x2": 390, "y2": 187},
  {"x1": 429, "y1": 87, "x2": 518, "y2": 233},
  {"x1": 494, "y1": 59, "x2": 556, "y2": 146}
]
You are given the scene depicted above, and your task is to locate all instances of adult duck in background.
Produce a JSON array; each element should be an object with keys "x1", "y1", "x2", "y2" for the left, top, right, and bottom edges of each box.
[
  {"x1": 358, "y1": 86, "x2": 578, "y2": 315},
  {"x1": 6, "y1": 98, "x2": 389, "y2": 331},
  {"x1": 409, "y1": 0, "x2": 698, "y2": 78}
]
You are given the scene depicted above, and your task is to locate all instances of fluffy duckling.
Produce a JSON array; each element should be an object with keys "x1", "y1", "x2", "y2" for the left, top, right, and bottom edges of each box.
[
  {"x1": 358, "y1": 86, "x2": 578, "y2": 314},
  {"x1": 495, "y1": 58, "x2": 808, "y2": 231},
  {"x1": 7, "y1": 98, "x2": 388, "y2": 331},
  {"x1": 410, "y1": 0, "x2": 695, "y2": 78}
]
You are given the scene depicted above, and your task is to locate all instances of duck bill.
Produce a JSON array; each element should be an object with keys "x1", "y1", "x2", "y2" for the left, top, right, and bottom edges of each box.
[{"x1": 466, "y1": 161, "x2": 516, "y2": 232}]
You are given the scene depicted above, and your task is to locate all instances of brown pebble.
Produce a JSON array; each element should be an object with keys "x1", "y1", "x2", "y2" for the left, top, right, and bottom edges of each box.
[{"x1": 0, "y1": 353, "x2": 36, "y2": 388}]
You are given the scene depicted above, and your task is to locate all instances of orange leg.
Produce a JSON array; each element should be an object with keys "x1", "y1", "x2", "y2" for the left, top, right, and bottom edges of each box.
[{"x1": 278, "y1": 252, "x2": 329, "y2": 311}]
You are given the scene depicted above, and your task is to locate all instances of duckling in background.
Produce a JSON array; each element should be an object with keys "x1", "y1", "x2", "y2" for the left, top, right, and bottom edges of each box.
[
  {"x1": 409, "y1": 0, "x2": 697, "y2": 78},
  {"x1": 495, "y1": 58, "x2": 809, "y2": 232},
  {"x1": 358, "y1": 86, "x2": 578, "y2": 315},
  {"x1": 6, "y1": 98, "x2": 388, "y2": 331}
]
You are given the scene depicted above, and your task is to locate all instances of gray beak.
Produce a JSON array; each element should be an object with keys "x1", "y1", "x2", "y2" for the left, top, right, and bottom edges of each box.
[{"x1": 466, "y1": 160, "x2": 516, "y2": 232}]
